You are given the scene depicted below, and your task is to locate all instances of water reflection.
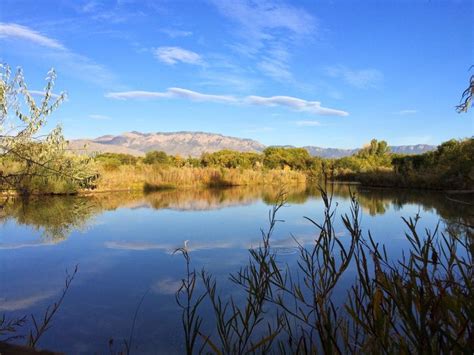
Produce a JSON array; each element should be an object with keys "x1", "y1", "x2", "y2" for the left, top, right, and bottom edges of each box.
[
  {"x1": 0, "y1": 185, "x2": 471, "y2": 243},
  {"x1": 0, "y1": 184, "x2": 471, "y2": 353}
]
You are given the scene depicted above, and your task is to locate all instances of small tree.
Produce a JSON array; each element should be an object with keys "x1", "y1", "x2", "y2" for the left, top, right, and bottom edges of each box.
[{"x1": 0, "y1": 64, "x2": 96, "y2": 194}]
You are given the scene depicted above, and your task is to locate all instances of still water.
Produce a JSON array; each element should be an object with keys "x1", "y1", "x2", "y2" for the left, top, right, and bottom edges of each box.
[{"x1": 0, "y1": 184, "x2": 471, "y2": 353}]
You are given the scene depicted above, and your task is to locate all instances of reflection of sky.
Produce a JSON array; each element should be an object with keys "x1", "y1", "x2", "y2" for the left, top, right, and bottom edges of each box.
[{"x1": 0, "y1": 189, "x2": 460, "y2": 353}]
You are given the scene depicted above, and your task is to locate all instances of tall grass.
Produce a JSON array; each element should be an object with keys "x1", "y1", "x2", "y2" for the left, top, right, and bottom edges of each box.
[
  {"x1": 175, "y1": 187, "x2": 473, "y2": 353},
  {"x1": 95, "y1": 165, "x2": 308, "y2": 192}
]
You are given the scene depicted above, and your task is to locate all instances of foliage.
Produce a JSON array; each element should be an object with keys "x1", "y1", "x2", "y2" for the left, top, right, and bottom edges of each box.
[
  {"x1": 201, "y1": 149, "x2": 262, "y2": 169},
  {"x1": 263, "y1": 146, "x2": 320, "y2": 171},
  {"x1": 0, "y1": 64, "x2": 97, "y2": 195},
  {"x1": 390, "y1": 138, "x2": 474, "y2": 189},
  {"x1": 143, "y1": 150, "x2": 170, "y2": 165},
  {"x1": 95, "y1": 152, "x2": 139, "y2": 170}
]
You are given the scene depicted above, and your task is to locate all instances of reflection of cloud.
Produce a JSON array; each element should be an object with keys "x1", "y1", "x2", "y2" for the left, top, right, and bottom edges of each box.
[
  {"x1": 104, "y1": 233, "x2": 325, "y2": 254},
  {"x1": 0, "y1": 291, "x2": 56, "y2": 311},
  {"x1": 0, "y1": 241, "x2": 57, "y2": 250},
  {"x1": 105, "y1": 241, "x2": 169, "y2": 251},
  {"x1": 104, "y1": 240, "x2": 235, "y2": 253},
  {"x1": 151, "y1": 278, "x2": 182, "y2": 295}
]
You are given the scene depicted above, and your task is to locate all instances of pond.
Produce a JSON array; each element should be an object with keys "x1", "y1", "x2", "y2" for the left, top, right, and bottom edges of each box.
[{"x1": 0, "y1": 184, "x2": 471, "y2": 353}]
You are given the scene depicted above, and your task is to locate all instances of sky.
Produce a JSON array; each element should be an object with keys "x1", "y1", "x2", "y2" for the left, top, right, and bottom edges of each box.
[{"x1": 0, "y1": 0, "x2": 472, "y2": 148}]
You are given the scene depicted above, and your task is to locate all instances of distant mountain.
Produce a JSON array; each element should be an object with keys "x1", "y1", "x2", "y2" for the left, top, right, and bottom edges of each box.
[
  {"x1": 388, "y1": 144, "x2": 435, "y2": 155},
  {"x1": 303, "y1": 146, "x2": 359, "y2": 159},
  {"x1": 69, "y1": 131, "x2": 436, "y2": 158},
  {"x1": 68, "y1": 139, "x2": 145, "y2": 156},
  {"x1": 70, "y1": 131, "x2": 265, "y2": 157},
  {"x1": 303, "y1": 144, "x2": 436, "y2": 158}
]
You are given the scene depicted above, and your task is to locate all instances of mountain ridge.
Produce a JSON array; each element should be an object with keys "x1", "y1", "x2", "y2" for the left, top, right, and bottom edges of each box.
[{"x1": 68, "y1": 131, "x2": 436, "y2": 158}]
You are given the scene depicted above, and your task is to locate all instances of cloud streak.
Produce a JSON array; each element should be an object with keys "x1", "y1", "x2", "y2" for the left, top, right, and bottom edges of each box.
[
  {"x1": 106, "y1": 88, "x2": 348, "y2": 116},
  {"x1": 326, "y1": 65, "x2": 383, "y2": 89},
  {"x1": 246, "y1": 95, "x2": 348, "y2": 116},
  {"x1": 0, "y1": 23, "x2": 65, "y2": 50},
  {"x1": 154, "y1": 46, "x2": 203, "y2": 65},
  {"x1": 0, "y1": 22, "x2": 118, "y2": 88},
  {"x1": 106, "y1": 87, "x2": 237, "y2": 103},
  {"x1": 210, "y1": 0, "x2": 316, "y2": 82},
  {"x1": 29, "y1": 90, "x2": 61, "y2": 99}
]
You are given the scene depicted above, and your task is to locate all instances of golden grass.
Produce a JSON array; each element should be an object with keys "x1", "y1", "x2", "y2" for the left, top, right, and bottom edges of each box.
[{"x1": 93, "y1": 165, "x2": 308, "y2": 192}]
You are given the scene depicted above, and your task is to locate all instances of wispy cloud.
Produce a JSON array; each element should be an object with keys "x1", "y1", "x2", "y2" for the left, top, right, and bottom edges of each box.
[
  {"x1": 106, "y1": 88, "x2": 348, "y2": 116},
  {"x1": 210, "y1": 0, "x2": 316, "y2": 82},
  {"x1": 106, "y1": 87, "x2": 237, "y2": 103},
  {"x1": 29, "y1": 90, "x2": 61, "y2": 99},
  {"x1": 325, "y1": 65, "x2": 383, "y2": 89},
  {"x1": 0, "y1": 22, "x2": 65, "y2": 49},
  {"x1": 89, "y1": 114, "x2": 111, "y2": 120},
  {"x1": 395, "y1": 109, "x2": 418, "y2": 115},
  {"x1": 160, "y1": 28, "x2": 193, "y2": 38},
  {"x1": 257, "y1": 59, "x2": 292, "y2": 81},
  {"x1": 246, "y1": 95, "x2": 348, "y2": 116},
  {"x1": 295, "y1": 120, "x2": 321, "y2": 127},
  {"x1": 154, "y1": 46, "x2": 203, "y2": 65},
  {"x1": 0, "y1": 22, "x2": 119, "y2": 88}
]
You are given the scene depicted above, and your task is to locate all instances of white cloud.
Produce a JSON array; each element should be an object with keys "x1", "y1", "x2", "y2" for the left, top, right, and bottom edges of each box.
[
  {"x1": 246, "y1": 95, "x2": 348, "y2": 116},
  {"x1": 106, "y1": 88, "x2": 348, "y2": 116},
  {"x1": 154, "y1": 46, "x2": 203, "y2": 65},
  {"x1": 89, "y1": 114, "x2": 111, "y2": 120},
  {"x1": 167, "y1": 87, "x2": 237, "y2": 103},
  {"x1": 0, "y1": 23, "x2": 118, "y2": 88},
  {"x1": 257, "y1": 59, "x2": 292, "y2": 81},
  {"x1": 0, "y1": 23, "x2": 65, "y2": 50},
  {"x1": 210, "y1": 0, "x2": 316, "y2": 82},
  {"x1": 105, "y1": 88, "x2": 237, "y2": 103},
  {"x1": 105, "y1": 90, "x2": 169, "y2": 100},
  {"x1": 29, "y1": 90, "x2": 61, "y2": 99},
  {"x1": 395, "y1": 109, "x2": 418, "y2": 115},
  {"x1": 295, "y1": 120, "x2": 321, "y2": 126},
  {"x1": 326, "y1": 65, "x2": 383, "y2": 89}
]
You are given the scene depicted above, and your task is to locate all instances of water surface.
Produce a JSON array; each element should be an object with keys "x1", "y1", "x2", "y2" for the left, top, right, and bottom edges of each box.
[{"x1": 0, "y1": 185, "x2": 471, "y2": 353}]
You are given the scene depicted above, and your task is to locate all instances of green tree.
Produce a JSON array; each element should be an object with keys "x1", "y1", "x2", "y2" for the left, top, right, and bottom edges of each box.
[{"x1": 143, "y1": 150, "x2": 170, "y2": 165}]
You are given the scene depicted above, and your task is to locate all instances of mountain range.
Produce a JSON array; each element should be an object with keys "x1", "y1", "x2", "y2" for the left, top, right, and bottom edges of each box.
[{"x1": 68, "y1": 131, "x2": 436, "y2": 158}]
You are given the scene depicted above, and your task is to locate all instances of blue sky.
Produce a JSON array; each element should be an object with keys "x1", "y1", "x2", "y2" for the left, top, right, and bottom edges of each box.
[{"x1": 0, "y1": 0, "x2": 472, "y2": 148}]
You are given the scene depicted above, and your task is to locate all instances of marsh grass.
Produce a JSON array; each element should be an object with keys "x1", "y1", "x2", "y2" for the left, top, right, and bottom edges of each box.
[
  {"x1": 175, "y1": 186, "x2": 473, "y2": 354},
  {"x1": 95, "y1": 166, "x2": 307, "y2": 193}
]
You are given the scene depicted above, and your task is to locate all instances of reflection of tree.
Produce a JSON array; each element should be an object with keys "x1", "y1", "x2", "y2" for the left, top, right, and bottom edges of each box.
[
  {"x1": 3, "y1": 197, "x2": 100, "y2": 241},
  {"x1": 1, "y1": 185, "x2": 471, "y2": 242}
]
